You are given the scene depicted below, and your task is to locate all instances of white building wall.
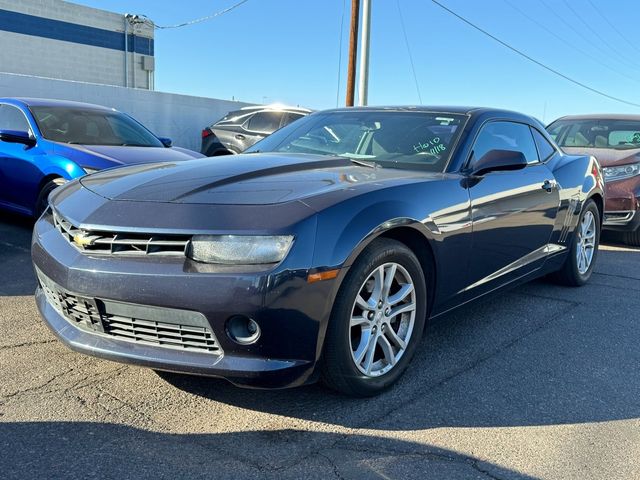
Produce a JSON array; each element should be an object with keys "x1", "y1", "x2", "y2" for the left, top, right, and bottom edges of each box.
[
  {"x1": 0, "y1": 72, "x2": 251, "y2": 151},
  {"x1": 0, "y1": 0, "x2": 153, "y2": 89}
]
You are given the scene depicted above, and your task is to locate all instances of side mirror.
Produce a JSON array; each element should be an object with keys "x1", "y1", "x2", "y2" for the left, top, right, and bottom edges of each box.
[
  {"x1": 471, "y1": 149, "x2": 527, "y2": 176},
  {"x1": 0, "y1": 129, "x2": 36, "y2": 147},
  {"x1": 158, "y1": 137, "x2": 172, "y2": 148}
]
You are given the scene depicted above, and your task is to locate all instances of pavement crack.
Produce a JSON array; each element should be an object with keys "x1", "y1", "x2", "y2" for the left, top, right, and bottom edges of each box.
[
  {"x1": 471, "y1": 459, "x2": 510, "y2": 480},
  {"x1": 512, "y1": 291, "x2": 579, "y2": 306},
  {"x1": 0, "y1": 339, "x2": 57, "y2": 350},
  {"x1": 593, "y1": 271, "x2": 640, "y2": 281},
  {"x1": 315, "y1": 452, "x2": 345, "y2": 480},
  {"x1": 64, "y1": 366, "x2": 128, "y2": 393},
  {"x1": 326, "y1": 444, "x2": 511, "y2": 480},
  {"x1": 95, "y1": 387, "x2": 157, "y2": 424},
  {"x1": 2, "y1": 367, "x2": 74, "y2": 399}
]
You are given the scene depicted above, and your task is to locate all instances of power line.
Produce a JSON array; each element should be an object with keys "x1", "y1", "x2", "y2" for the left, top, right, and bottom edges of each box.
[
  {"x1": 502, "y1": 0, "x2": 640, "y2": 85},
  {"x1": 396, "y1": 0, "x2": 423, "y2": 104},
  {"x1": 536, "y1": 0, "x2": 638, "y2": 72},
  {"x1": 336, "y1": 0, "x2": 347, "y2": 107},
  {"x1": 430, "y1": 0, "x2": 640, "y2": 108},
  {"x1": 586, "y1": 0, "x2": 640, "y2": 57},
  {"x1": 560, "y1": 0, "x2": 638, "y2": 68},
  {"x1": 147, "y1": 0, "x2": 250, "y2": 29}
]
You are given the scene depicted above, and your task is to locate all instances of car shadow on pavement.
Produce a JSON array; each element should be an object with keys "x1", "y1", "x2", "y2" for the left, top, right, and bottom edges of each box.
[
  {"x1": 0, "y1": 212, "x2": 36, "y2": 296},
  {"x1": 0, "y1": 421, "x2": 537, "y2": 479},
  {"x1": 159, "y1": 245, "x2": 640, "y2": 432}
]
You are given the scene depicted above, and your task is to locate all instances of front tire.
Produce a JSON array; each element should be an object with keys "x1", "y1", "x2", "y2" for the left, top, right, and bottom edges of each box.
[
  {"x1": 34, "y1": 178, "x2": 65, "y2": 218},
  {"x1": 321, "y1": 238, "x2": 427, "y2": 397},
  {"x1": 550, "y1": 199, "x2": 600, "y2": 286},
  {"x1": 622, "y1": 227, "x2": 640, "y2": 247}
]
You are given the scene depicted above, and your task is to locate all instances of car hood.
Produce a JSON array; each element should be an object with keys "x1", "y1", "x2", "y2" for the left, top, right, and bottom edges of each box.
[
  {"x1": 79, "y1": 152, "x2": 432, "y2": 206},
  {"x1": 54, "y1": 143, "x2": 204, "y2": 167},
  {"x1": 561, "y1": 146, "x2": 640, "y2": 167}
]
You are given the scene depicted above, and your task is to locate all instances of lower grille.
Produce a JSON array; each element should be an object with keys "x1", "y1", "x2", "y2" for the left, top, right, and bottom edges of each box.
[
  {"x1": 40, "y1": 279, "x2": 103, "y2": 332},
  {"x1": 102, "y1": 314, "x2": 220, "y2": 352},
  {"x1": 37, "y1": 271, "x2": 222, "y2": 355}
]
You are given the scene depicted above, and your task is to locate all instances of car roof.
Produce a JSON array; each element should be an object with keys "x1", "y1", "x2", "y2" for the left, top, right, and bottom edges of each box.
[
  {"x1": 0, "y1": 97, "x2": 116, "y2": 111},
  {"x1": 319, "y1": 105, "x2": 527, "y2": 117},
  {"x1": 239, "y1": 104, "x2": 312, "y2": 113},
  {"x1": 552, "y1": 113, "x2": 640, "y2": 122}
]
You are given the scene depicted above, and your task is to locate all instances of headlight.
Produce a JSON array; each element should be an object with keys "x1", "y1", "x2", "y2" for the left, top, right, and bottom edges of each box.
[
  {"x1": 83, "y1": 167, "x2": 99, "y2": 175},
  {"x1": 603, "y1": 162, "x2": 640, "y2": 181},
  {"x1": 188, "y1": 235, "x2": 294, "y2": 265}
]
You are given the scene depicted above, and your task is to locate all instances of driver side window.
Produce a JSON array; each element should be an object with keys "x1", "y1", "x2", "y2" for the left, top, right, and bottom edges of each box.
[
  {"x1": 470, "y1": 121, "x2": 539, "y2": 168},
  {"x1": 0, "y1": 105, "x2": 31, "y2": 132}
]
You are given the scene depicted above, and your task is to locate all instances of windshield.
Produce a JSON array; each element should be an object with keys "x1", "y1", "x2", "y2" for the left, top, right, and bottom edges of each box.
[
  {"x1": 548, "y1": 118, "x2": 640, "y2": 150},
  {"x1": 246, "y1": 110, "x2": 467, "y2": 171},
  {"x1": 31, "y1": 107, "x2": 163, "y2": 147}
]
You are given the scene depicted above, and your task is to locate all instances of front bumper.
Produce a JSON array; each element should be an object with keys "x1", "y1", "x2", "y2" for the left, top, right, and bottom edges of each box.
[
  {"x1": 603, "y1": 209, "x2": 640, "y2": 231},
  {"x1": 32, "y1": 211, "x2": 337, "y2": 389},
  {"x1": 603, "y1": 176, "x2": 640, "y2": 232}
]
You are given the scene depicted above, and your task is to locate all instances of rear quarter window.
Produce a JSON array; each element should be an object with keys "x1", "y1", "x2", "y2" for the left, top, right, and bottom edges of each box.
[{"x1": 531, "y1": 127, "x2": 556, "y2": 161}]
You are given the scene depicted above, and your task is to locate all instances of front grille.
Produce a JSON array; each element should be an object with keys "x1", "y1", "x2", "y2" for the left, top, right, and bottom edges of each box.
[
  {"x1": 53, "y1": 210, "x2": 190, "y2": 256},
  {"x1": 38, "y1": 271, "x2": 222, "y2": 355}
]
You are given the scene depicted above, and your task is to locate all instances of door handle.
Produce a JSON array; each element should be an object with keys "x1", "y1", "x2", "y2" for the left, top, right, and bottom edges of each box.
[
  {"x1": 235, "y1": 134, "x2": 245, "y2": 140},
  {"x1": 542, "y1": 179, "x2": 556, "y2": 192}
]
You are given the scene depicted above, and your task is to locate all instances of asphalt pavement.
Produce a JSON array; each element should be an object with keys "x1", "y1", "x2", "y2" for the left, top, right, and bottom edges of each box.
[{"x1": 1, "y1": 211, "x2": 639, "y2": 480}]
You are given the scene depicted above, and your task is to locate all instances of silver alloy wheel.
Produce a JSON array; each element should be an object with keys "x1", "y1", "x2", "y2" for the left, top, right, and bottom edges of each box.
[
  {"x1": 349, "y1": 262, "x2": 417, "y2": 377},
  {"x1": 576, "y1": 210, "x2": 596, "y2": 274}
]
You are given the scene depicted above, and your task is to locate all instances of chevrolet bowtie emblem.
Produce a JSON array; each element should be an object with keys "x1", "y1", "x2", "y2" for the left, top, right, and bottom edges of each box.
[{"x1": 73, "y1": 232, "x2": 94, "y2": 247}]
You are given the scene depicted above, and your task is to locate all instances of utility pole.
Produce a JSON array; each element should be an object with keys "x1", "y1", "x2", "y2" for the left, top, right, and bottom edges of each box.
[
  {"x1": 357, "y1": 0, "x2": 371, "y2": 106},
  {"x1": 345, "y1": 0, "x2": 360, "y2": 107}
]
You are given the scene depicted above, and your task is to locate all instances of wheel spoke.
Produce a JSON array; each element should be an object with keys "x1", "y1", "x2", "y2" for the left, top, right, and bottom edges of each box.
[
  {"x1": 355, "y1": 294, "x2": 374, "y2": 311},
  {"x1": 389, "y1": 302, "x2": 416, "y2": 319},
  {"x1": 369, "y1": 266, "x2": 384, "y2": 304},
  {"x1": 580, "y1": 247, "x2": 589, "y2": 272},
  {"x1": 354, "y1": 330, "x2": 373, "y2": 365},
  {"x1": 585, "y1": 246, "x2": 593, "y2": 263},
  {"x1": 384, "y1": 325, "x2": 407, "y2": 350},
  {"x1": 378, "y1": 335, "x2": 396, "y2": 367},
  {"x1": 387, "y1": 283, "x2": 414, "y2": 306},
  {"x1": 362, "y1": 334, "x2": 377, "y2": 374},
  {"x1": 350, "y1": 315, "x2": 369, "y2": 328},
  {"x1": 381, "y1": 264, "x2": 397, "y2": 302},
  {"x1": 577, "y1": 248, "x2": 584, "y2": 272}
]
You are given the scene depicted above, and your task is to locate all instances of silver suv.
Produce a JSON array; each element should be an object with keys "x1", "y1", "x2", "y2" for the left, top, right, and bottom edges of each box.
[{"x1": 201, "y1": 105, "x2": 311, "y2": 156}]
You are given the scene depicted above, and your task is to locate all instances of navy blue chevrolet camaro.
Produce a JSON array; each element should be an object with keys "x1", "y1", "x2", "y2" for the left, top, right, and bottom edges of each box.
[{"x1": 32, "y1": 106, "x2": 604, "y2": 396}]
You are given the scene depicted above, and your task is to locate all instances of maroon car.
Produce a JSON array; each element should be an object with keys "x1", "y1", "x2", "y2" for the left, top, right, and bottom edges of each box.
[{"x1": 548, "y1": 114, "x2": 640, "y2": 245}]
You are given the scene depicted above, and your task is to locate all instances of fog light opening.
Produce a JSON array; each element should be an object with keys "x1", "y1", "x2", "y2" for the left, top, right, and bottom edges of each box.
[{"x1": 226, "y1": 316, "x2": 261, "y2": 345}]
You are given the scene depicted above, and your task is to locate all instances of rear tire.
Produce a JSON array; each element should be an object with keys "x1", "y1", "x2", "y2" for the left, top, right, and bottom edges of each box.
[
  {"x1": 622, "y1": 227, "x2": 640, "y2": 247},
  {"x1": 34, "y1": 178, "x2": 65, "y2": 218},
  {"x1": 321, "y1": 238, "x2": 427, "y2": 397},
  {"x1": 550, "y1": 199, "x2": 600, "y2": 286}
]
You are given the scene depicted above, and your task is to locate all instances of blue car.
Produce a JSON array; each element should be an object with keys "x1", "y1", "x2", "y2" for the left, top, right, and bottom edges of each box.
[{"x1": 0, "y1": 98, "x2": 204, "y2": 217}]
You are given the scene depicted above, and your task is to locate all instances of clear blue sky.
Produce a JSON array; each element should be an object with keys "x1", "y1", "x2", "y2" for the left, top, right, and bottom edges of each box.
[{"x1": 75, "y1": 0, "x2": 640, "y2": 123}]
